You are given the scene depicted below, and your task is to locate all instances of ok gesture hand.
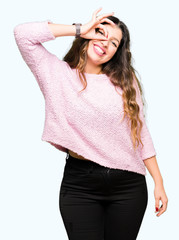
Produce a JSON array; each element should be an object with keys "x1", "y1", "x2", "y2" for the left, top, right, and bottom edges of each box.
[{"x1": 80, "y1": 7, "x2": 115, "y2": 40}]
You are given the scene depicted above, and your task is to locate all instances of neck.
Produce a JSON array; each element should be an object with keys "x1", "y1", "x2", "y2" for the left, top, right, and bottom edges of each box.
[
  {"x1": 85, "y1": 68, "x2": 103, "y2": 75},
  {"x1": 84, "y1": 61, "x2": 103, "y2": 75}
]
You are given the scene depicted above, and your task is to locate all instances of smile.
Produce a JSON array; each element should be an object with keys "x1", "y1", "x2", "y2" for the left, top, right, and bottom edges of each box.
[{"x1": 93, "y1": 44, "x2": 106, "y2": 56}]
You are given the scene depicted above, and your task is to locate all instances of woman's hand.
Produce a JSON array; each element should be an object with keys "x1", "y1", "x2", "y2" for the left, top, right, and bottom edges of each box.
[
  {"x1": 154, "y1": 183, "x2": 168, "y2": 217},
  {"x1": 80, "y1": 7, "x2": 116, "y2": 40}
]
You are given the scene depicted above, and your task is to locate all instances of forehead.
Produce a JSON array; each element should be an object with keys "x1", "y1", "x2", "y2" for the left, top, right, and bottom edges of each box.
[{"x1": 105, "y1": 24, "x2": 122, "y2": 41}]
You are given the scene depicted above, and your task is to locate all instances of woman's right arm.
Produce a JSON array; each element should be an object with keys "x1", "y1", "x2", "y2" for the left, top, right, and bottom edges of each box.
[
  {"x1": 13, "y1": 20, "x2": 72, "y2": 77},
  {"x1": 13, "y1": 10, "x2": 115, "y2": 96},
  {"x1": 13, "y1": 20, "x2": 73, "y2": 97},
  {"x1": 13, "y1": 9, "x2": 114, "y2": 81},
  {"x1": 47, "y1": 23, "x2": 76, "y2": 38}
]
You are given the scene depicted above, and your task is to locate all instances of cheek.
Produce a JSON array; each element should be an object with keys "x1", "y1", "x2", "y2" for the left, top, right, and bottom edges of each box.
[
  {"x1": 110, "y1": 47, "x2": 117, "y2": 56},
  {"x1": 87, "y1": 42, "x2": 95, "y2": 56},
  {"x1": 106, "y1": 47, "x2": 117, "y2": 60}
]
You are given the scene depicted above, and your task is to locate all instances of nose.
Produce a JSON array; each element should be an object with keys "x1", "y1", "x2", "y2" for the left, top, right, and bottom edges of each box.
[{"x1": 101, "y1": 39, "x2": 109, "y2": 48}]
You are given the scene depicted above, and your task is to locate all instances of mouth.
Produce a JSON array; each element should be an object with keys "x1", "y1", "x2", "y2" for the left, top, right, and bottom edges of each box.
[{"x1": 93, "y1": 44, "x2": 106, "y2": 56}]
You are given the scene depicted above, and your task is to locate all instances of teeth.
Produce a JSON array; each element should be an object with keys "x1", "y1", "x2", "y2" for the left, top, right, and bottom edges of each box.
[{"x1": 94, "y1": 45, "x2": 104, "y2": 54}]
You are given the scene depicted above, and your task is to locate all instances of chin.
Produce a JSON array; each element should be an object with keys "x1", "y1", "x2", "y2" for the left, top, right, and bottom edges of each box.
[{"x1": 87, "y1": 52, "x2": 102, "y2": 65}]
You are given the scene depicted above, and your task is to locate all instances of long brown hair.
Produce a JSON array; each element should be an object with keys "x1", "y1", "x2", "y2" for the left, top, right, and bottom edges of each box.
[{"x1": 63, "y1": 16, "x2": 146, "y2": 151}]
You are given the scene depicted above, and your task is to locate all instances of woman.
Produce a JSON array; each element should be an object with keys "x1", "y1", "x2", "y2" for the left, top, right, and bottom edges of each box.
[{"x1": 14, "y1": 7, "x2": 168, "y2": 240}]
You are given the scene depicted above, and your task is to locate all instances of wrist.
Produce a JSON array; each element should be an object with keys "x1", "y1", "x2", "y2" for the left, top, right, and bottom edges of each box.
[
  {"x1": 154, "y1": 178, "x2": 163, "y2": 186},
  {"x1": 72, "y1": 23, "x2": 82, "y2": 38}
]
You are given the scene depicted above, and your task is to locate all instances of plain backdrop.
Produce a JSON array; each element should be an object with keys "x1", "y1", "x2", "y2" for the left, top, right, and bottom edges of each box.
[{"x1": 1, "y1": 0, "x2": 178, "y2": 239}]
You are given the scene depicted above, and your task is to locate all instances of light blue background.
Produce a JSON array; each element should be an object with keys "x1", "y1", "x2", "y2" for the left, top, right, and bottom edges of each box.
[{"x1": 1, "y1": 0, "x2": 178, "y2": 239}]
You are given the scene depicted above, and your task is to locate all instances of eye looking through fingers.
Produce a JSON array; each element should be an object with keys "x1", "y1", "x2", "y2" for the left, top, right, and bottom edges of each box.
[{"x1": 95, "y1": 28, "x2": 118, "y2": 47}]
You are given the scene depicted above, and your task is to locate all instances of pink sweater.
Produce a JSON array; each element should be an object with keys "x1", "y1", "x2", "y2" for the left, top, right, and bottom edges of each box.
[{"x1": 13, "y1": 19, "x2": 157, "y2": 176}]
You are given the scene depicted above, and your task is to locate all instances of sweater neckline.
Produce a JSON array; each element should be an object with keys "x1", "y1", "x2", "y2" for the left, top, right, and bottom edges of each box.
[
  {"x1": 72, "y1": 68, "x2": 108, "y2": 79},
  {"x1": 84, "y1": 72, "x2": 108, "y2": 79}
]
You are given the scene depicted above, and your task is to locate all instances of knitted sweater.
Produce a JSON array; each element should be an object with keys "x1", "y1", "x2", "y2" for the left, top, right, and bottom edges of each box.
[{"x1": 13, "y1": 19, "x2": 157, "y2": 176}]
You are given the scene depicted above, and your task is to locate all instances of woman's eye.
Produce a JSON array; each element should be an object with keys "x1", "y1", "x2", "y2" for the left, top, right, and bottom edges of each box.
[
  {"x1": 97, "y1": 30, "x2": 118, "y2": 47},
  {"x1": 112, "y1": 42, "x2": 117, "y2": 47},
  {"x1": 98, "y1": 30, "x2": 104, "y2": 35}
]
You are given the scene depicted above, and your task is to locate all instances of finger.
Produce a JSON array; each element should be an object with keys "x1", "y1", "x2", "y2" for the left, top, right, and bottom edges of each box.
[
  {"x1": 93, "y1": 36, "x2": 108, "y2": 40},
  {"x1": 155, "y1": 198, "x2": 160, "y2": 213},
  {"x1": 96, "y1": 12, "x2": 114, "y2": 21},
  {"x1": 100, "y1": 18, "x2": 116, "y2": 26},
  {"x1": 93, "y1": 33, "x2": 108, "y2": 40},
  {"x1": 92, "y1": 7, "x2": 103, "y2": 18},
  {"x1": 161, "y1": 201, "x2": 168, "y2": 212},
  {"x1": 92, "y1": 31, "x2": 108, "y2": 40},
  {"x1": 157, "y1": 203, "x2": 167, "y2": 217},
  {"x1": 156, "y1": 198, "x2": 168, "y2": 217},
  {"x1": 97, "y1": 24, "x2": 108, "y2": 38}
]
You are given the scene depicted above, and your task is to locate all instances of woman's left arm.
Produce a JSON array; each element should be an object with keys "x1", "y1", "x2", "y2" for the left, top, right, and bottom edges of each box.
[{"x1": 144, "y1": 155, "x2": 168, "y2": 217}]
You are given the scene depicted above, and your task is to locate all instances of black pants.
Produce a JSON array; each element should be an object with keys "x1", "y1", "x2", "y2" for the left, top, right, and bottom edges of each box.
[{"x1": 59, "y1": 153, "x2": 148, "y2": 240}]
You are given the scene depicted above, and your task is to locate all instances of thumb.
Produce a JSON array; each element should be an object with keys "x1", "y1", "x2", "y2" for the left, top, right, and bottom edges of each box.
[{"x1": 95, "y1": 36, "x2": 108, "y2": 40}]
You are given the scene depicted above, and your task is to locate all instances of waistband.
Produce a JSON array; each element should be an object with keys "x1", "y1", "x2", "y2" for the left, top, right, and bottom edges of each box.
[
  {"x1": 65, "y1": 153, "x2": 144, "y2": 176},
  {"x1": 66, "y1": 153, "x2": 109, "y2": 170}
]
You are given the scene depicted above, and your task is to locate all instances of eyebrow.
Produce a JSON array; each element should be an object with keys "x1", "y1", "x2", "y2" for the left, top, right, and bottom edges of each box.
[
  {"x1": 111, "y1": 37, "x2": 120, "y2": 44},
  {"x1": 106, "y1": 30, "x2": 120, "y2": 44}
]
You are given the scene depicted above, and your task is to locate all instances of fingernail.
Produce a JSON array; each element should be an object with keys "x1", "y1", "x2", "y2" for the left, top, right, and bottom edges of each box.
[{"x1": 156, "y1": 207, "x2": 159, "y2": 211}]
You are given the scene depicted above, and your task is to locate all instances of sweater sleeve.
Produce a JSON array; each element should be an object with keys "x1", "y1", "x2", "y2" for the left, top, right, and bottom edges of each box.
[
  {"x1": 13, "y1": 20, "x2": 66, "y2": 98},
  {"x1": 133, "y1": 77, "x2": 157, "y2": 161}
]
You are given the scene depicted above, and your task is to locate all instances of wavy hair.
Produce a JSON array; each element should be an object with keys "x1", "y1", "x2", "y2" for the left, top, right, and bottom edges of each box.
[{"x1": 63, "y1": 16, "x2": 146, "y2": 151}]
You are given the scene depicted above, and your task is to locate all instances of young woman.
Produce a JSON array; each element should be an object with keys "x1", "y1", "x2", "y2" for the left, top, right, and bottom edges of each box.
[{"x1": 14, "y1": 7, "x2": 168, "y2": 240}]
